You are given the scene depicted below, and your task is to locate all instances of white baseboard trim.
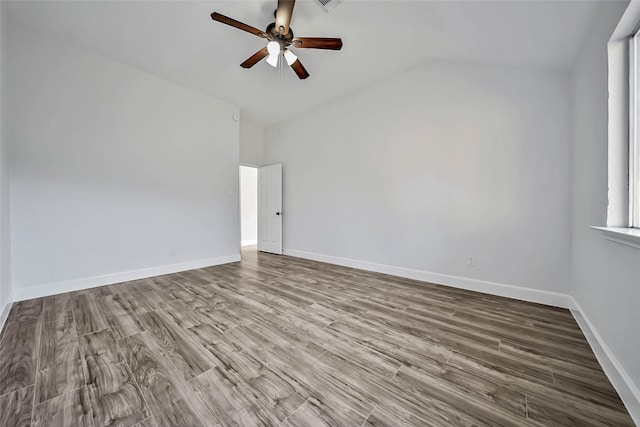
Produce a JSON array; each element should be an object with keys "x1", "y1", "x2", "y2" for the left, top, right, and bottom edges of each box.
[
  {"x1": 570, "y1": 298, "x2": 640, "y2": 425},
  {"x1": 283, "y1": 249, "x2": 573, "y2": 308},
  {"x1": 12, "y1": 254, "x2": 241, "y2": 302},
  {"x1": 241, "y1": 240, "x2": 257, "y2": 247},
  {"x1": 0, "y1": 301, "x2": 12, "y2": 337}
]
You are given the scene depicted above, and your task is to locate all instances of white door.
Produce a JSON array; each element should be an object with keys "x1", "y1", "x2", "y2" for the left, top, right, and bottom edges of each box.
[{"x1": 257, "y1": 164, "x2": 282, "y2": 254}]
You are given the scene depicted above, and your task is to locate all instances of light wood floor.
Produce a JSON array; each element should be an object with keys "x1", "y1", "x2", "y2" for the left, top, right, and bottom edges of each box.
[{"x1": 0, "y1": 248, "x2": 634, "y2": 426}]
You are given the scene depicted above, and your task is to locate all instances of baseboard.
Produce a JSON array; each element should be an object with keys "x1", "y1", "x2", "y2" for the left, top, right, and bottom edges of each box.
[
  {"x1": 12, "y1": 254, "x2": 241, "y2": 302},
  {"x1": 570, "y1": 298, "x2": 640, "y2": 425},
  {"x1": 283, "y1": 249, "x2": 573, "y2": 308},
  {"x1": 0, "y1": 301, "x2": 12, "y2": 338},
  {"x1": 241, "y1": 240, "x2": 257, "y2": 247}
]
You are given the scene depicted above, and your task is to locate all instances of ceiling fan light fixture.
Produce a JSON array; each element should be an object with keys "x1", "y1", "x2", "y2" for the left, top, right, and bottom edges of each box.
[
  {"x1": 266, "y1": 54, "x2": 279, "y2": 67},
  {"x1": 266, "y1": 40, "x2": 281, "y2": 67},
  {"x1": 283, "y1": 49, "x2": 297, "y2": 66},
  {"x1": 267, "y1": 40, "x2": 280, "y2": 55}
]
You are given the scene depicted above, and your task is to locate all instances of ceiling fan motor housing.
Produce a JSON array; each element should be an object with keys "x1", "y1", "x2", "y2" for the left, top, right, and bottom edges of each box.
[{"x1": 266, "y1": 22, "x2": 294, "y2": 47}]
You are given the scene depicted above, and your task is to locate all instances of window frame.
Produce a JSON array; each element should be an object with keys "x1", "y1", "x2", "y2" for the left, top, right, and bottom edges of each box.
[
  {"x1": 593, "y1": 4, "x2": 640, "y2": 249},
  {"x1": 629, "y1": 28, "x2": 640, "y2": 228}
]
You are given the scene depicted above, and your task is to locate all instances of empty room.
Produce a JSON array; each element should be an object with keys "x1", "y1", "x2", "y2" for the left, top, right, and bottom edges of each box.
[{"x1": 0, "y1": 0, "x2": 639, "y2": 426}]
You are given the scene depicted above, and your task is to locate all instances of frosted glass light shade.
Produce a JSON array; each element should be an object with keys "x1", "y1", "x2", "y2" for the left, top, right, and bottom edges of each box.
[
  {"x1": 283, "y1": 49, "x2": 297, "y2": 66},
  {"x1": 266, "y1": 41, "x2": 280, "y2": 67},
  {"x1": 267, "y1": 41, "x2": 280, "y2": 55},
  {"x1": 266, "y1": 54, "x2": 278, "y2": 67}
]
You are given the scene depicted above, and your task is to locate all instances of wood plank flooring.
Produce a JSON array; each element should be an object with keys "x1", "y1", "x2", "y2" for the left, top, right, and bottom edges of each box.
[{"x1": 0, "y1": 248, "x2": 634, "y2": 426}]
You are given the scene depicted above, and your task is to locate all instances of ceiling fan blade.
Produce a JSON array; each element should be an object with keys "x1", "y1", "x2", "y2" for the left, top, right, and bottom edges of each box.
[
  {"x1": 290, "y1": 58, "x2": 309, "y2": 80},
  {"x1": 291, "y1": 37, "x2": 343, "y2": 50},
  {"x1": 211, "y1": 12, "x2": 267, "y2": 38},
  {"x1": 275, "y1": 0, "x2": 295, "y2": 36},
  {"x1": 240, "y1": 47, "x2": 269, "y2": 69}
]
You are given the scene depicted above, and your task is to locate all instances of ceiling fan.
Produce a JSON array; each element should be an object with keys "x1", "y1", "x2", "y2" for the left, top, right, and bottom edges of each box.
[{"x1": 211, "y1": 0, "x2": 343, "y2": 79}]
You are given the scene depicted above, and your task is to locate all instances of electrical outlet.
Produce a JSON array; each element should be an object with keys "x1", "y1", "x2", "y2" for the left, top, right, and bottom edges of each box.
[
  {"x1": 169, "y1": 248, "x2": 176, "y2": 257},
  {"x1": 467, "y1": 255, "x2": 476, "y2": 267}
]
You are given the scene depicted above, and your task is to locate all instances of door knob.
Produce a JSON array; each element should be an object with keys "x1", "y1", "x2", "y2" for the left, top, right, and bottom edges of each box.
[{"x1": 276, "y1": 212, "x2": 281, "y2": 215}]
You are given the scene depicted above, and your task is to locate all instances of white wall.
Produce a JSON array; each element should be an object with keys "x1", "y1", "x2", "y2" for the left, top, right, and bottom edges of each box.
[
  {"x1": 0, "y1": 3, "x2": 13, "y2": 323},
  {"x1": 240, "y1": 117, "x2": 264, "y2": 167},
  {"x1": 264, "y1": 62, "x2": 572, "y2": 299},
  {"x1": 240, "y1": 166, "x2": 257, "y2": 246},
  {"x1": 570, "y1": 0, "x2": 640, "y2": 414},
  {"x1": 8, "y1": 23, "x2": 240, "y2": 298}
]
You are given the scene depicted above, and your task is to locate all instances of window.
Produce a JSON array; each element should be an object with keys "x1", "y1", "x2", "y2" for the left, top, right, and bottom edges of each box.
[
  {"x1": 595, "y1": 5, "x2": 640, "y2": 247},
  {"x1": 630, "y1": 28, "x2": 640, "y2": 227}
]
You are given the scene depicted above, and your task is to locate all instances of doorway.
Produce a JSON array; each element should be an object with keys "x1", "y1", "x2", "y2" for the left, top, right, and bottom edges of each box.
[{"x1": 239, "y1": 165, "x2": 258, "y2": 248}]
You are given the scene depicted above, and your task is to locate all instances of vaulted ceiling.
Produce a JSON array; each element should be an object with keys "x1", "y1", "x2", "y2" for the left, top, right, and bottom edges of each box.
[{"x1": 5, "y1": 0, "x2": 602, "y2": 126}]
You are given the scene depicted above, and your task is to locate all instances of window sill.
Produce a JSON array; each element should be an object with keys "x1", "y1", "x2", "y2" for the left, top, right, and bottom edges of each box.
[{"x1": 591, "y1": 226, "x2": 640, "y2": 250}]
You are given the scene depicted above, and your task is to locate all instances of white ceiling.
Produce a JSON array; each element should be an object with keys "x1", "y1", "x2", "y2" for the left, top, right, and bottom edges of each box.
[{"x1": 5, "y1": 0, "x2": 602, "y2": 126}]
